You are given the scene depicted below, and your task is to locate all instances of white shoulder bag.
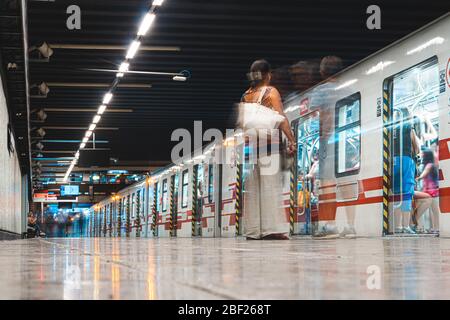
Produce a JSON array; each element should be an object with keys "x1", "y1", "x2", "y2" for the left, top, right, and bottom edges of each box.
[{"x1": 238, "y1": 87, "x2": 285, "y2": 130}]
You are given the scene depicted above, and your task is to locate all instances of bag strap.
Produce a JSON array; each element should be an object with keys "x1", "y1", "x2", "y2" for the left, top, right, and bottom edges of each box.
[{"x1": 256, "y1": 86, "x2": 268, "y2": 105}]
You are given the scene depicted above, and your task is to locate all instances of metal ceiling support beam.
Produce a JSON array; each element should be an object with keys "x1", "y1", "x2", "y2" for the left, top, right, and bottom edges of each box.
[
  {"x1": 46, "y1": 82, "x2": 152, "y2": 89},
  {"x1": 42, "y1": 126, "x2": 119, "y2": 130},
  {"x1": 47, "y1": 44, "x2": 181, "y2": 52},
  {"x1": 73, "y1": 167, "x2": 153, "y2": 172},
  {"x1": 31, "y1": 150, "x2": 76, "y2": 154},
  {"x1": 43, "y1": 108, "x2": 133, "y2": 113},
  {"x1": 33, "y1": 157, "x2": 75, "y2": 161},
  {"x1": 21, "y1": 0, "x2": 33, "y2": 198},
  {"x1": 42, "y1": 139, "x2": 109, "y2": 143}
]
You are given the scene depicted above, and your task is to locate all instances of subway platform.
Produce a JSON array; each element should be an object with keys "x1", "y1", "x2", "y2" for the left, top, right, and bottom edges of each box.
[{"x1": 1, "y1": 237, "x2": 450, "y2": 300}]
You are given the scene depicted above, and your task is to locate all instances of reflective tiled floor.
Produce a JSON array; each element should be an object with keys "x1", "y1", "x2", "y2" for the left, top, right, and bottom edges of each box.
[{"x1": 1, "y1": 237, "x2": 450, "y2": 299}]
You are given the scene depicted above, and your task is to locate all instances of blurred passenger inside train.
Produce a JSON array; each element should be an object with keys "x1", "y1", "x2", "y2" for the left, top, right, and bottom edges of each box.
[
  {"x1": 415, "y1": 114, "x2": 438, "y2": 149},
  {"x1": 270, "y1": 66, "x2": 294, "y2": 102},
  {"x1": 307, "y1": 56, "x2": 357, "y2": 238},
  {"x1": 289, "y1": 60, "x2": 320, "y2": 94},
  {"x1": 240, "y1": 59, "x2": 296, "y2": 240},
  {"x1": 393, "y1": 107, "x2": 421, "y2": 234},
  {"x1": 307, "y1": 56, "x2": 344, "y2": 142},
  {"x1": 415, "y1": 148, "x2": 440, "y2": 234}
]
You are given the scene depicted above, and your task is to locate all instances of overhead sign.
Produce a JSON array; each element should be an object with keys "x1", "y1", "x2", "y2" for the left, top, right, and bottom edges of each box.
[{"x1": 61, "y1": 185, "x2": 80, "y2": 196}]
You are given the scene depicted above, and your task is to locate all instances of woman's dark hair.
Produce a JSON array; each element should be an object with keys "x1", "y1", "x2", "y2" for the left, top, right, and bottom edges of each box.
[
  {"x1": 248, "y1": 59, "x2": 271, "y2": 88},
  {"x1": 421, "y1": 148, "x2": 438, "y2": 181}
]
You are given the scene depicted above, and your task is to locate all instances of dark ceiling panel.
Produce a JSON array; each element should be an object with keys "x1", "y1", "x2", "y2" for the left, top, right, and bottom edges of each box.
[{"x1": 26, "y1": 0, "x2": 449, "y2": 189}]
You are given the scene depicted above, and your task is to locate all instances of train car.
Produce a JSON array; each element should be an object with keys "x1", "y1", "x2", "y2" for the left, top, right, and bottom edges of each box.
[
  {"x1": 284, "y1": 13, "x2": 450, "y2": 237},
  {"x1": 91, "y1": 13, "x2": 450, "y2": 239}
]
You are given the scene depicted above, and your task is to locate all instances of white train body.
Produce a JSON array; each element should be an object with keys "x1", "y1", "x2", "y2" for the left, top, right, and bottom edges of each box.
[{"x1": 91, "y1": 14, "x2": 450, "y2": 238}]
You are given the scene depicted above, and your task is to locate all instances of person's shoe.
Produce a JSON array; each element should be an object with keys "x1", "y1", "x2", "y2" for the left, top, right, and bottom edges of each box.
[
  {"x1": 340, "y1": 226, "x2": 357, "y2": 239},
  {"x1": 395, "y1": 227, "x2": 404, "y2": 234},
  {"x1": 429, "y1": 229, "x2": 439, "y2": 235},
  {"x1": 403, "y1": 226, "x2": 416, "y2": 234},
  {"x1": 313, "y1": 225, "x2": 339, "y2": 239},
  {"x1": 262, "y1": 234, "x2": 290, "y2": 240},
  {"x1": 415, "y1": 227, "x2": 425, "y2": 234}
]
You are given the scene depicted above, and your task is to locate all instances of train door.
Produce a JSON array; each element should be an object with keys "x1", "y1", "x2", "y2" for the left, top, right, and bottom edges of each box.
[
  {"x1": 292, "y1": 111, "x2": 320, "y2": 235},
  {"x1": 384, "y1": 57, "x2": 441, "y2": 235},
  {"x1": 201, "y1": 163, "x2": 216, "y2": 237},
  {"x1": 192, "y1": 164, "x2": 204, "y2": 236},
  {"x1": 170, "y1": 173, "x2": 179, "y2": 237}
]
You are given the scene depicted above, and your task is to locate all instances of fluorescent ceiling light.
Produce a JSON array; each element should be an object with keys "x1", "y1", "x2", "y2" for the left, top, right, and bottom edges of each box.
[
  {"x1": 173, "y1": 76, "x2": 187, "y2": 82},
  {"x1": 153, "y1": 0, "x2": 164, "y2": 6},
  {"x1": 137, "y1": 13, "x2": 156, "y2": 36},
  {"x1": 116, "y1": 72, "x2": 124, "y2": 78},
  {"x1": 89, "y1": 123, "x2": 96, "y2": 131},
  {"x1": 126, "y1": 40, "x2": 141, "y2": 59},
  {"x1": 93, "y1": 115, "x2": 101, "y2": 124},
  {"x1": 82, "y1": 137, "x2": 89, "y2": 143},
  {"x1": 407, "y1": 37, "x2": 444, "y2": 55},
  {"x1": 85, "y1": 130, "x2": 93, "y2": 138},
  {"x1": 98, "y1": 105, "x2": 107, "y2": 115},
  {"x1": 80, "y1": 142, "x2": 86, "y2": 149},
  {"x1": 75, "y1": 152, "x2": 80, "y2": 159},
  {"x1": 103, "y1": 92, "x2": 113, "y2": 104},
  {"x1": 118, "y1": 62, "x2": 129, "y2": 73}
]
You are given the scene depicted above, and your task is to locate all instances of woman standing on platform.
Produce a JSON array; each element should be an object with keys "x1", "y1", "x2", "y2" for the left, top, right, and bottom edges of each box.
[{"x1": 240, "y1": 59, "x2": 296, "y2": 240}]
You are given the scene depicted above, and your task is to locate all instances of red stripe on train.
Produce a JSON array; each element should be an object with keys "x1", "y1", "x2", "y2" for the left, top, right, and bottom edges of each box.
[
  {"x1": 439, "y1": 138, "x2": 450, "y2": 162},
  {"x1": 440, "y1": 187, "x2": 450, "y2": 213}
]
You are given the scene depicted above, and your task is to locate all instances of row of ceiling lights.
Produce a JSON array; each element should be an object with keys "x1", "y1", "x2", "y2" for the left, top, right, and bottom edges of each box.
[{"x1": 63, "y1": 0, "x2": 165, "y2": 182}]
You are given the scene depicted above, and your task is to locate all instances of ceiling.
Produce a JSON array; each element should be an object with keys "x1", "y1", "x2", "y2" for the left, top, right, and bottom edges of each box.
[
  {"x1": 24, "y1": 0, "x2": 449, "y2": 190},
  {"x1": 0, "y1": 0, "x2": 29, "y2": 177}
]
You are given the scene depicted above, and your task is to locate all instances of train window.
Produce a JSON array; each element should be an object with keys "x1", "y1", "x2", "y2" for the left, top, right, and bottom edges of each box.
[
  {"x1": 181, "y1": 170, "x2": 189, "y2": 208},
  {"x1": 155, "y1": 182, "x2": 161, "y2": 212},
  {"x1": 208, "y1": 164, "x2": 214, "y2": 203},
  {"x1": 131, "y1": 193, "x2": 136, "y2": 217},
  {"x1": 162, "y1": 179, "x2": 168, "y2": 212},
  {"x1": 335, "y1": 92, "x2": 361, "y2": 177}
]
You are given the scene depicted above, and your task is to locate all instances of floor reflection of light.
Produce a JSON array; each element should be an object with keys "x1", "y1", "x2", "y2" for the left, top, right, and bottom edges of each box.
[
  {"x1": 93, "y1": 238, "x2": 100, "y2": 300},
  {"x1": 111, "y1": 239, "x2": 121, "y2": 300},
  {"x1": 147, "y1": 245, "x2": 157, "y2": 300}
]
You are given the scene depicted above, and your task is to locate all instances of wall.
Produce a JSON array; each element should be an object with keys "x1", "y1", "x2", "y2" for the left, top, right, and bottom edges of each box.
[{"x1": 0, "y1": 73, "x2": 24, "y2": 235}]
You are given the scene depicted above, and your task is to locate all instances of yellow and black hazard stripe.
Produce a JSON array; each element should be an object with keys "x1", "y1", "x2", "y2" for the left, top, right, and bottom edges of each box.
[
  {"x1": 235, "y1": 145, "x2": 242, "y2": 237},
  {"x1": 152, "y1": 183, "x2": 158, "y2": 237},
  {"x1": 109, "y1": 203, "x2": 113, "y2": 238},
  {"x1": 126, "y1": 194, "x2": 131, "y2": 238},
  {"x1": 169, "y1": 175, "x2": 175, "y2": 237},
  {"x1": 289, "y1": 159, "x2": 296, "y2": 236},
  {"x1": 382, "y1": 90, "x2": 391, "y2": 236},
  {"x1": 117, "y1": 199, "x2": 122, "y2": 237},
  {"x1": 192, "y1": 165, "x2": 198, "y2": 237},
  {"x1": 136, "y1": 190, "x2": 141, "y2": 238}
]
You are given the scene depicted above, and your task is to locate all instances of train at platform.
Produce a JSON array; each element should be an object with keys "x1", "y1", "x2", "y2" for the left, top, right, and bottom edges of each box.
[{"x1": 89, "y1": 13, "x2": 450, "y2": 238}]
